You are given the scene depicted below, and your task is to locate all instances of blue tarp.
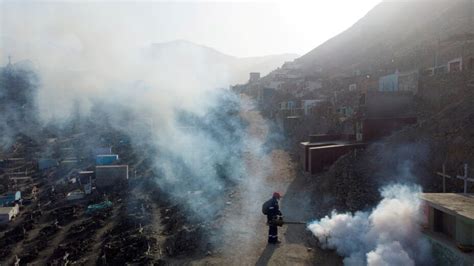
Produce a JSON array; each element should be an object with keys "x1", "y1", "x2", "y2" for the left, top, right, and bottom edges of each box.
[{"x1": 86, "y1": 200, "x2": 113, "y2": 214}]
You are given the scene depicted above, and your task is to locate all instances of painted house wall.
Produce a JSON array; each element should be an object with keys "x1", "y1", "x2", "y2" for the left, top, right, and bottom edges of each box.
[{"x1": 379, "y1": 73, "x2": 399, "y2": 91}]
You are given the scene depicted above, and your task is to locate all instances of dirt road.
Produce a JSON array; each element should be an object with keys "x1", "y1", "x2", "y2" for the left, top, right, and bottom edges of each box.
[{"x1": 185, "y1": 104, "x2": 342, "y2": 265}]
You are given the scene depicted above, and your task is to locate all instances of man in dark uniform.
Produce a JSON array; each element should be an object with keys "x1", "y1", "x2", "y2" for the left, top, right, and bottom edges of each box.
[{"x1": 266, "y1": 192, "x2": 282, "y2": 244}]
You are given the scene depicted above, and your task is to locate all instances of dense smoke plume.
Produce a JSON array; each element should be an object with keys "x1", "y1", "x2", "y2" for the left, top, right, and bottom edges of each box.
[
  {"x1": 0, "y1": 62, "x2": 40, "y2": 149},
  {"x1": 308, "y1": 184, "x2": 432, "y2": 266},
  {"x1": 0, "y1": 1, "x2": 278, "y2": 247}
]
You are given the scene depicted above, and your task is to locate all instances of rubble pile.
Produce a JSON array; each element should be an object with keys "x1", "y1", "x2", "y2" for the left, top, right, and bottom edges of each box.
[
  {"x1": 66, "y1": 215, "x2": 107, "y2": 239},
  {"x1": 164, "y1": 224, "x2": 204, "y2": 257},
  {"x1": 97, "y1": 211, "x2": 155, "y2": 264},
  {"x1": 98, "y1": 230, "x2": 156, "y2": 265},
  {"x1": 0, "y1": 224, "x2": 26, "y2": 257},
  {"x1": 48, "y1": 238, "x2": 91, "y2": 265},
  {"x1": 157, "y1": 189, "x2": 221, "y2": 257},
  {"x1": 49, "y1": 205, "x2": 81, "y2": 226}
]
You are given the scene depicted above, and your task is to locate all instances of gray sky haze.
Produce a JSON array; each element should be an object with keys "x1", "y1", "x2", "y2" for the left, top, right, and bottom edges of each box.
[{"x1": 0, "y1": 0, "x2": 381, "y2": 62}]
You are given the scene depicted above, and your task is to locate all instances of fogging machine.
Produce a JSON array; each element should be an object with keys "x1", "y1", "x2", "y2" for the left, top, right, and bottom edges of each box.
[{"x1": 269, "y1": 216, "x2": 306, "y2": 226}]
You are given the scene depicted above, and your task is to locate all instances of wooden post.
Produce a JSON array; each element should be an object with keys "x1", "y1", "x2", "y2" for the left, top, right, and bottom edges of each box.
[
  {"x1": 456, "y1": 163, "x2": 474, "y2": 194},
  {"x1": 436, "y1": 163, "x2": 451, "y2": 192},
  {"x1": 442, "y1": 164, "x2": 446, "y2": 193},
  {"x1": 464, "y1": 164, "x2": 468, "y2": 194}
]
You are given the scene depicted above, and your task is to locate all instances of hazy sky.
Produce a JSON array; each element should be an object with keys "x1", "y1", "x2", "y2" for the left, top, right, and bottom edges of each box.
[{"x1": 0, "y1": 0, "x2": 381, "y2": 59}]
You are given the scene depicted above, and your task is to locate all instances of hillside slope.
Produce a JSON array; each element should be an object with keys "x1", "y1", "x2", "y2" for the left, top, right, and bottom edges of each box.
[
  {"x1": 296, "y1": 0, "x2": 473, "y2": 74},
  {"x1": 145, "y1": 40, "x2": 298, "y2": 85}
]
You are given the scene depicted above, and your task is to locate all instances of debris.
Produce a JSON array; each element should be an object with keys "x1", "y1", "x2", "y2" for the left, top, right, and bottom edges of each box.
[{"x1": 86, "y1": 200, "x2": 113, "y2": 215}]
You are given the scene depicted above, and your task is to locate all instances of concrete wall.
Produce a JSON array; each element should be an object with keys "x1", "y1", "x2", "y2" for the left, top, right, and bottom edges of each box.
[
  {"x1": 427, "y1": 205, "x2": 474, "y2": 246},
  {"x1": 300, "y1": 142, "x2": 338, "y2": 172},
  {"x1": 429, "y1": 237, "x2": 474, "y2": 266},
  {"x1": 363, "y1": 91, "x2": 415, "y2": 118},
  {"x1": 456, "y1": 217, "x2": 474, "y2": 246},
  {"x1": 418, "y1": 71, "x2": 474, "y2": 112},
  {"x1": 358, "y1": 117, "x2": 417, "y2": 142},
  {"x1": 308, "y1": 143, "x2": 366, "y2": 174}
]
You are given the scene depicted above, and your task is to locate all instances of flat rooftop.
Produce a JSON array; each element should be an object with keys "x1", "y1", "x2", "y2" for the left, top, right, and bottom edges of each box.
[
  {"x1": 301, "y1": 140, "x2": 351, "y2": 146},
  {"x1": 96, "y1": 165, "x2": 128, "y2": 168},
  {"x1": 421, "y1": 193, "x2": 474, "y2": 221},
  {"x1": 0, "y1": 207, "x2": 14, "y2": 214},
  {"x1": 309, "y1": 143, "x2": 367, "y2": 150}
]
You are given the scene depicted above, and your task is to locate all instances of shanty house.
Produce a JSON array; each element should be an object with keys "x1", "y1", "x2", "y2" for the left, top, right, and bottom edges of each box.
[
  {"x1": 78, "y1": 170, "x2": 94, "y2": 184},
  {"x1": 95, "y1": 165, "x2": 129, "y2": 188}
]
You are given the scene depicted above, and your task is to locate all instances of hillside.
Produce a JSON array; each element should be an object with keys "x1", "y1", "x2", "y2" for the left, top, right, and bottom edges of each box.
[
  {"x1": 145, "y1": 40, "x2": 298, "y2": 85},
  {"x1": 296, "y1": 0, "x2": 473, "y2": 74}
]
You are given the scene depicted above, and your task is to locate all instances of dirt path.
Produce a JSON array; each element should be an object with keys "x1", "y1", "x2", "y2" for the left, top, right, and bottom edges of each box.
[{"x1": 187, "y1": 104, "x2": 341, "y2": 265}]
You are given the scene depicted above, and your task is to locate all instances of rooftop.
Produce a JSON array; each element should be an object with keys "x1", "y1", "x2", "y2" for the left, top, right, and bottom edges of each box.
[
  {"x1": 301, "y1": 140, "x2": 350, "y2": 147},
  {"x1": 96, "y1": 165, "x2": 128, "y2": 168},
  {"x1": 421, "y1": 193, "x2": 474, "y2": 221}
]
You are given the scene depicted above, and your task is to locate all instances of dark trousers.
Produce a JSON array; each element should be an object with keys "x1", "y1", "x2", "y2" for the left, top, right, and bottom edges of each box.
[{"x1": 268, "y1": 225, "x2": 278, "y2": 243}]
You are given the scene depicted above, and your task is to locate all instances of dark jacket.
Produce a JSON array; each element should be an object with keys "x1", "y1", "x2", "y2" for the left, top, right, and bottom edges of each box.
[{"x1": 266, "y1": 197, "x2": 282, "y2": 221}]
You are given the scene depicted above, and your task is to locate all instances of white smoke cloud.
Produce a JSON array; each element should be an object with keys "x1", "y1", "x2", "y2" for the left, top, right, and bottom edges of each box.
[
  {"x1": 308, "y1": 184, "x2": 432, "y2": 266},
  {"x1": 0, "y1": 1, "x2": 281, "y2": 249}
]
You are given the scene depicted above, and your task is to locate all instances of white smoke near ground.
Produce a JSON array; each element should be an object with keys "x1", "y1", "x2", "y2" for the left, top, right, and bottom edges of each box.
[{"x1": 308, "y1": 184, "x2": 432, "y2": 266}]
